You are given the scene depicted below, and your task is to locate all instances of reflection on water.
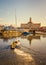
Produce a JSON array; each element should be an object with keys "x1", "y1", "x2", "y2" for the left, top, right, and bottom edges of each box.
[
  {"x1": 0, "y1": 35, "x2": 46, "y2": 65},
  {"x1": 3, "y1": 38, "x2": 9, "y2": 42},
  {"x1": 14, "y1": 48, "x2": 36, "y2": 65},
  {"x1": 27, "y1": 35, "x2": 40, "y2": 45},
  {"x1": 42, "y1": 35, "x2": 46, "y2": 38}
]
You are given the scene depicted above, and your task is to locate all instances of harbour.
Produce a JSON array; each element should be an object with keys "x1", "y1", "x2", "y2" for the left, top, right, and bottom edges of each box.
[
  {"x1": 0, "y1": 0, "x2": 46, "y2": 65},
  {"x1": 0, "y1": 35, "x2": 46, "y2": 65}
]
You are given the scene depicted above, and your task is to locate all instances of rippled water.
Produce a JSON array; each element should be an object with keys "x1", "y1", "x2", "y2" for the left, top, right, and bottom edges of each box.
[{"x1": 0, "y1": 35, "x2": 46, "y2": 65}]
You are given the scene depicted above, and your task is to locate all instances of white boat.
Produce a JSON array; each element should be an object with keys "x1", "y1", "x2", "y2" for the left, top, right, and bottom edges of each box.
[{"x1": 10, "y1": 40, "x2": 20, "y2": 49}]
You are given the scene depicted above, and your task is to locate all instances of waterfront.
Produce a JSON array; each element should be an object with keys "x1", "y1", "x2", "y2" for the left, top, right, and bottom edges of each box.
[{"x1": 0, "y1": 35, "x2": 46, "y2": 65}]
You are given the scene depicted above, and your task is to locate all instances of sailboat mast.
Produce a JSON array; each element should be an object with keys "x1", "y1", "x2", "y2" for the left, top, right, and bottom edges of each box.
[
  {"x1": 15, "y1": 10, "x2": 17, "y2": 28},
  {"x1": 15, "y1": 10, "x2": 18, "y2": 37}
]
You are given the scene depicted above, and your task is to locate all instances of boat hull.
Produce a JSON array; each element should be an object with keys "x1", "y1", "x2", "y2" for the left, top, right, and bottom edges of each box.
[{"x1": 10, "y1": 41, "x2": 20, "y2": 49}]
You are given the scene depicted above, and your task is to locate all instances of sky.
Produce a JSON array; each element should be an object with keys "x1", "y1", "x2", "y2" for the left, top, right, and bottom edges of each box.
[{"x1": 0, "y1": 0, "x2": 46, "y2": 27}]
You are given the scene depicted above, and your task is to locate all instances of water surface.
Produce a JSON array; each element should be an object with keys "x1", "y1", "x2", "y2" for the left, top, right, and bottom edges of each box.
[{"x1": 0, "y1": 35, "x2": 46, "y2": 65}]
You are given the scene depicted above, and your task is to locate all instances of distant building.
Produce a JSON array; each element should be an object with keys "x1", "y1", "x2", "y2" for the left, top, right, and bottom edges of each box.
[
  {"x1": 3, "y1": 25, "x2": 16, "y2": 31},
  {"x1": 40, "y1": 26, "x2": 46, "y2": 32},
  {"x1": 21, "y1": 17, "x2": 41, "y2": 30},
  {"x1": 0, "y1": 25, "x2": 4, "y2": 30}
]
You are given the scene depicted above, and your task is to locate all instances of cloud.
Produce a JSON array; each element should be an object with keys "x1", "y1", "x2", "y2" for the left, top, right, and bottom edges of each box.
[{"x1": 0, "y1": 18, "x2": 4, "y2": 20}]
